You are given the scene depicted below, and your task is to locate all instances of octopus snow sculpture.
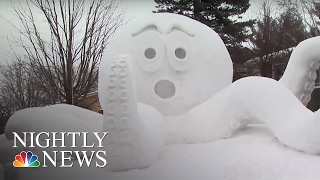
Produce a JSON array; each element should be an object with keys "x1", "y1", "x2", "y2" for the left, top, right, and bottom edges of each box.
[
  {"x1": 98, "y1": 12, "x2": 320, "y2": 171},
  {"x1": 1, "y1": 13, "x2": 320, "y2": 174}
]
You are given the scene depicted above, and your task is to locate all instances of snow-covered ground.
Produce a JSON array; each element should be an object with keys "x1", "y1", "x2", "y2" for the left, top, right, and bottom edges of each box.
[{"x1": 9, "y1": 124, "x2": 320, "y2": 180}]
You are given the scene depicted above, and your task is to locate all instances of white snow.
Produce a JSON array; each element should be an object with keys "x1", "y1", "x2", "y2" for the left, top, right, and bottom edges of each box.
[
  {"x1": 2, "y1": 104, "x2": 104, "y2": 163},
  {"x1": 5, "y1": 104, "x2": 103, "y2": 140},
  {"x1": 279, "y1": 36, "x2": 320, "y2": 106},
  {"x1": 163, "y1": 76, "x2": 320, "y2": 155},
  {"x1": 99, "y1": 12, "x2": 233, "y2": 117},
  {"x1": 5, "y1": 124, "x2": 320, "y2": 180},
  {"x1": 100, "y1": 54, "x2": 164, "y2": 171},
  {"x1": 0, "y1": 134, "x2": 22, "y2": 166},
  {"x1": 2, "y1": 76, "x2": 320, "y2": 179}
]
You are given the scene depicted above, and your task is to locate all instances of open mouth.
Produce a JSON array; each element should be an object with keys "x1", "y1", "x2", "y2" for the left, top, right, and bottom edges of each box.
[{"x1": 154, "y1": 79, "x2": 176, "y2": 99}]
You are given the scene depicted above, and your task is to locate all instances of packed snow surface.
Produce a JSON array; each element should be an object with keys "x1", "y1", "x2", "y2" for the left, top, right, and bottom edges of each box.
[
  {"x1": 6, "y1": 125, "x2": 320, "y2": 180},
  {"x1": 1, "y1": 85, "x2": 320, "y2": 180}
]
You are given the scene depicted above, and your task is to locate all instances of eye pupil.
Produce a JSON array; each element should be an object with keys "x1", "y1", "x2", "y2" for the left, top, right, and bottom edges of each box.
[
  {"x1": 175, "y1": 48, "x2": 186, "y2": 59},
  {"x1": 144, "y1": 48, "x2": 156, "y2": 59}
]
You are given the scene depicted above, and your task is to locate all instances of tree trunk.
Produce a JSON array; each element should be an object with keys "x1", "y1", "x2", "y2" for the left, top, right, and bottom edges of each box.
[
  {"x1": 0, "y1": 116, "x2": 3, "y2": 134},
  {"x1": 193, "y1": 0, "x2": 201, "y2": 21},
  {"x1": 66, "y1": 55, "x2": 73, "y2": 104},
  {"x1": 260, "y1": 61, "x2": 273, "y2": 78}
]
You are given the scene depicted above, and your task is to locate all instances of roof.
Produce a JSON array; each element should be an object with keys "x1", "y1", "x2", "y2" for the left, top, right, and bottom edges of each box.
[{"x1": 244, "y1": 47, "x2": 295, "y2": 65}]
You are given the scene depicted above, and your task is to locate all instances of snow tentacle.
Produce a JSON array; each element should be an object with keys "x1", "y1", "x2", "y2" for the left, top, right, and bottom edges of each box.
[{"x1": 279, "y1": 36, "x2": 320, "y2": 106}]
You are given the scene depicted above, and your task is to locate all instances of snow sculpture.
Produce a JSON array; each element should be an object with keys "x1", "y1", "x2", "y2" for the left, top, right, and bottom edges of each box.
[
  {"x1": 98, "y1": 13, "x2": 233, "y2": 171},
  {"x1": 279, "y1": 37, "x2": 320, "y2": 106},
  {"x1": 99, "y1": 13, "x2": 233, "y2": 116},
  {"x1": 98, "y1": 13, "x2": 320, "y2": 171},
  {"x1": 1, "y1": 12, "x2": 320, "y2": 174}
]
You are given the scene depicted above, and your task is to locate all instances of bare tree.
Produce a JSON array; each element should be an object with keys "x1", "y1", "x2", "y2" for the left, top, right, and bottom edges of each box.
[
  {"x1": 248, "y1": 0, "x2": 309, "y2": 78},
  {"x1": 248, "y1": 1, "x2": 282, "y2": 78},
  {"x1": 0, "y1": 95, "x2": 13, "y2": 117},
  {"x1": 278, "y1": 0, "x2": 320, "y2": 36},
  {"x1": 5, "y1": 0, "x2": 124, "y2": 106},
  {"x1": 0, "y1": 60, "x2": 49, "y2": 112}
]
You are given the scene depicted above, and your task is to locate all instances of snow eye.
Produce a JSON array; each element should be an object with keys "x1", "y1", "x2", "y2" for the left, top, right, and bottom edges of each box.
[
  {"x1": 138, "y1": 46, "x2": 163, "y2": 72},
  {"x1": 166, "y1": 30, "x2": 192, "y2": 72},
  {"x1": 145, "y1": 48, "x2": 156, "y2": 60},
  {"x1": 131, "y1": 31, "x2": 164, "y2": 73},
  {"x1": 175, "y1": 47, "x2": 186, "y2": 60}
]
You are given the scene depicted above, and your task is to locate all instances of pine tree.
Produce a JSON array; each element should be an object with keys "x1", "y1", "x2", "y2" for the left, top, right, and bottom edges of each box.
[{"x1": 153, "y1": 0, "x2": 256, "y2": 63}]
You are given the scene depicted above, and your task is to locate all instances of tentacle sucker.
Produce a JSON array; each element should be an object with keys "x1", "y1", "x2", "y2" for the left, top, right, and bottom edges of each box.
[
  {"x1": 279, "y1": 36, "x2": 320, "y2": 106},
  {"x1": 101, "y1": 54, "x2": 163, "y2": 172},
  {"x1": 101, "y1": 54, "x2": 143, "y2": 171}
]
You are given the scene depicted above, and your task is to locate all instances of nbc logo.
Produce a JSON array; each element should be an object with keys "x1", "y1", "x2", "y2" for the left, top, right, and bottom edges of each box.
[
  {"x1": 13, "y1": 151, "x2": 40, "y2": 167},
  {"x1": 12, "y1": 132, "x2": 109, "y2": 168}
]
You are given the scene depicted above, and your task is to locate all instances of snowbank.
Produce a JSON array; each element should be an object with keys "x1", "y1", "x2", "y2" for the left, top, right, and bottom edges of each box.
[{"x1": 11, "y1": 125, "x2": 320, "y2": 180}]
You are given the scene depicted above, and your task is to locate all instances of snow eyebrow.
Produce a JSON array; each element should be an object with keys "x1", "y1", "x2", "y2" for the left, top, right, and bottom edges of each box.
[
  {"x1": 167, "y1": 24, "x2": 195, "y2": 37},
  {"x1": 131, "y1": 24, "x2": 161, "y2": 36}
]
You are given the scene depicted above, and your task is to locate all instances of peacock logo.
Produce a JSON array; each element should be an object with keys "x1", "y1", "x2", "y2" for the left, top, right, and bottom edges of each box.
[{"x1": 13, "y1": 151, "x2": 40, "y2": 167}]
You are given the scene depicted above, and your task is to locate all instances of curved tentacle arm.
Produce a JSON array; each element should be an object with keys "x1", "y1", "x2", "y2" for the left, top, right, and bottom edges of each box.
[
  {"x1": 101, "y1": 54, "x2": 163, "y2": 172},
  {"x1": 279, "y1": 36, "x2": 320, "y2": 105},
  {"x1": 0, "y1": 105, "x2": 105, "y2": 165},
  {"x1": 165, "y1": 77, "x2": 320, "y2": 155}
]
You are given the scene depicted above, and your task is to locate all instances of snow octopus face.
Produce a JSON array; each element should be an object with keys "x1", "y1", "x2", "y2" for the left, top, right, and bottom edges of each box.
[{"x1": 99, "y1": 13, "x2": 233, "y2": 116}]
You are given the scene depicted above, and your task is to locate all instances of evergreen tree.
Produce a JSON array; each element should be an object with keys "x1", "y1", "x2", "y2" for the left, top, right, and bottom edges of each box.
[{"x1": 153, "y1": 0, "x2": 256, "y2": 63}]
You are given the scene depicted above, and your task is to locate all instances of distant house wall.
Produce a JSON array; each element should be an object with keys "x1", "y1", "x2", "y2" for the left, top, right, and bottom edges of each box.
[{"x1": 80, "y1": 92, "x2": 102, "y2": 114}]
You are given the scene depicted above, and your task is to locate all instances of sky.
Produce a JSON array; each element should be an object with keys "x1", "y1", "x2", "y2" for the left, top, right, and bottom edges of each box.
[{"x1": 0, "y1": 0, "x2": 265, "y2": 64}]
